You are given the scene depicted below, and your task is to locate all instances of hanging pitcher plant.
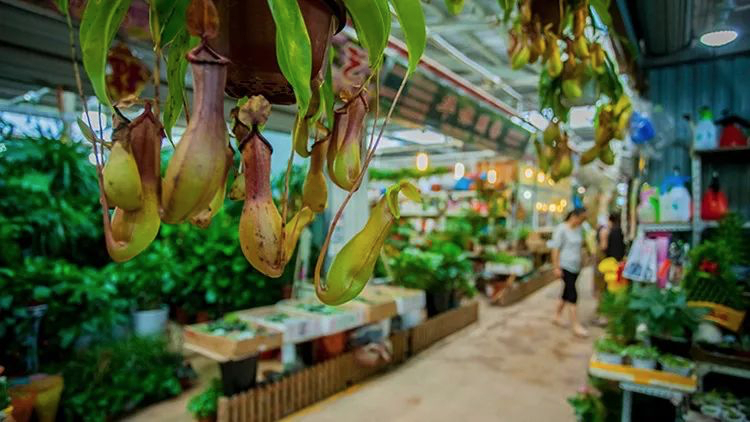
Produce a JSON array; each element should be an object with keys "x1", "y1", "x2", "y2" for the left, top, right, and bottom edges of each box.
[
  {"x1": 58, "y1": 0, "x2": 427, "y2": 305},
  {"x1": 499, "y1": 0, "x2": 633, "y2": 180}
]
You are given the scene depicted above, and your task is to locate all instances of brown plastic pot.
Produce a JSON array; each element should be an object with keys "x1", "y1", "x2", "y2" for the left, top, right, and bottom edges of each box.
[{"x1": 209, "y1": 0, "x2": 346, "y2": 103}]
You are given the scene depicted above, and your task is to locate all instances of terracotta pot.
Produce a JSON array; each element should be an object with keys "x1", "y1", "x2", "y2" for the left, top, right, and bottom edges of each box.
[
  {"x1": 209, "y1": 0, "x2": 346, "y2": 103},
  {"x1": 10, "y1": 391, "x2": 36, "y2": 422}
]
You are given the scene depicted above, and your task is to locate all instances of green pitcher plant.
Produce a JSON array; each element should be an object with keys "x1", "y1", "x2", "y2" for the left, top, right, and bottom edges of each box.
[{"x1": 58, "y1": 0, "x2": 428, "y2": 304}]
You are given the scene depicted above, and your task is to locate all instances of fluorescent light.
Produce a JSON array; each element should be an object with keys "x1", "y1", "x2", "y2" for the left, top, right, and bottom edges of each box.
[
  {"x1": 453, "y1": 162, "x2": 465, "y2": 180},
  {"x1": 700, "y1": 30, "x2": 738, "y2": 47},
  {"x1": 416, "y1": 152, "x2": 429, "y2": 171}
]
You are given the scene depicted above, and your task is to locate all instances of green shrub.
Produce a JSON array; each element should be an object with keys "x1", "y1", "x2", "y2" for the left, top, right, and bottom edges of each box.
[
  {"x1": 187, "y1": 379, "x2": 222, "y2": 419},
  {"x1": 594, "y1": 337, "x2": 624, "y2": 354},
  {"x1": 60, "y1": 336, "x2": 183, "y2": 421},
  {"x1": 622, "y1": 344, "x2": 659, "y2": 360},
  {"x1": 568, "y1": 389, "x2": 606, "y2": 422},
  {"x1": 628, "y1": 284, "x2": 706, "y2": 339}
]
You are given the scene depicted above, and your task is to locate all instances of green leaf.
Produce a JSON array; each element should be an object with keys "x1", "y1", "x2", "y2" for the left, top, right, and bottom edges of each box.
[
  {"x1": 390, "y1": 0, "x2": 426, "y2": 75},
  {"x1": 79, "y1": 0, "x2": 133, "y2": 108},
  {"x1": 321, "y1": 49, "x2": 335, "y2": 128},
  {"x1": 55, "y1": 0, "x2": 68, "y2": 15},
  {"x1": 163, "y1": 29, "x2": 198, "y2": 141},
  {"x1": 267, "y1": 0, "x2": 312, "y2": 116},
  {"x1": 343, "y1": 0, "x2": 390, "y2": 69},
  {"x1": 590, "y1": 0, "x2": 613, "y2": 29},
  {"x1": 155, "y1": 0, "x2": 191, "y2": 47}
]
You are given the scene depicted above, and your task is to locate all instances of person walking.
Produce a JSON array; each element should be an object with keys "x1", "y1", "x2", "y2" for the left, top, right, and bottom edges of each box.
[{"x1": 550, "y1": 207, "x2": 589, "y2": 337}]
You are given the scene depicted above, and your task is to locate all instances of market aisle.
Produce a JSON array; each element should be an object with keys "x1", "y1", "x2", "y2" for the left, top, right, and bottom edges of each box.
[{"x1": 286, "y1": 268, "x2": 601, "y2": 422}]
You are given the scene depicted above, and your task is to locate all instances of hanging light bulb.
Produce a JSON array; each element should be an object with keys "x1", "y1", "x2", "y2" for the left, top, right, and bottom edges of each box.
[
  {"x1": 537, "y1": 172, "x2": 546, "y2": 183},
  {"x1": 487, "y1": 169, "x2": 497, "y2": 184},
  {"x1": 523, "y1": 190, "x2": 532, "y2": 200},
  {"x1": 560, "y1": 199, "x2": 568, "y2": 208},
  {"x1": 416, "y1": 152, "x2": 429, "y2": 171},
  {"x1": 535, "y1": 202, "x2": 543, "y2": 211},
  {"x1": 550, "y1": 204, "x2": 557, "y2": 212},
  {"x1": 577, "y1": 186, "x2": 586, "y2": 195},
  {"x1": 524, "y1": 167, "x2": 534, "y2": 179},
  {"x1": 453, "y1": 162, "x2": 465, "y2": 180}
]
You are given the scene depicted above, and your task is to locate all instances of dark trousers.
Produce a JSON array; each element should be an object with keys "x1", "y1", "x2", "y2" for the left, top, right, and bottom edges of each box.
[{"x1": 561, "y1": 269, "x2": 579, "y2": 304}]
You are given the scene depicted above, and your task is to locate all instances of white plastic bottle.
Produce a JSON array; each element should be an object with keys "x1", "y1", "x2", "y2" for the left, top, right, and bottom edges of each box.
[{"x1": 693, "y1": 107, "x2": 717, "y2": 150}]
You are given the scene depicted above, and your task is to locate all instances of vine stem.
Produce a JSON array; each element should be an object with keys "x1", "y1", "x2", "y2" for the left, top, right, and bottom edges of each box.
[{"x1": 315, "y1": 70, "x2": 406, "y2": 291}]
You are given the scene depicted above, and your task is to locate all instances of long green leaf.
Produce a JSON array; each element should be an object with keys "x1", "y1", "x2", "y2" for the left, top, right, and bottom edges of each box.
[
  {"x1": 590, "y1": 0, "x2": 613, "y2": 29},
  {"x1": 267, "y1": 0, "x2": 312, "y2": 116},
  {"x1": 321, "y1": 49, "x2": 335, "y2": 129},
  {"x1": 343, "y1": 0, "x2": 390, "y2": 69},
  {"x1": 163, "y1": 30, "x2": 198, "y2": 142},
  {"x1": 390, "y1": 0, "x2": 426, "y2": 75},
  {"x1": 79, "y1": 0, "x2": 133, "y2": 107},
  {"x1": 155, "y1": 0, "x2": 191, "y2": 47},
  {"x1": 54, "y1": 0, "x2": 68, "y2": 15}
]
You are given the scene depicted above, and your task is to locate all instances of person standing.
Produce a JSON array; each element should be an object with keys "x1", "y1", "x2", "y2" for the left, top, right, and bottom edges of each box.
[
  {"x1": 550, "y1": 207, "x2": 589, "y2": 337},
  {"x1": 599, "y1": 212, "x2": 626, "y2": 262}
]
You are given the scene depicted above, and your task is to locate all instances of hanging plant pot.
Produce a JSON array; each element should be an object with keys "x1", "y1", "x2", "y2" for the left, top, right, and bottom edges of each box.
[{"x1": 209, "y1": 0, "x2": 346, "y2": 103}]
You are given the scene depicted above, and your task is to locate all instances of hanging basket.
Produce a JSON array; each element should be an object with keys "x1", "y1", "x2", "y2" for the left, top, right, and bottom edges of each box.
[{"x1": 209, "y1": 0, "x2": 346, "y2": 103}]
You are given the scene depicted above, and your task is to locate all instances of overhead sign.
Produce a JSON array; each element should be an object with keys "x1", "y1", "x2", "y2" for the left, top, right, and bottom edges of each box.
[{"x1": 379, "y1": 63, "x2": 531, "y2": 159}]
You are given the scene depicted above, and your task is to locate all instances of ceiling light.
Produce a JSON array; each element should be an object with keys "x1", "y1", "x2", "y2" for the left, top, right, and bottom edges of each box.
[
  {"x1": 700, "y1": 30, "x2": 738, "y2": 47},
  {"x1": 560, "y1": 199, "x2": 568, "y2": 208},
  {"x1": 577, "y1": 186, "x2": 586, "y2": 195},
  {"x1": 537, "y1": 173, "x2": 546, "y2": 183},
  {"x1": 524, "y1": 168, "x2": 534, "y2": 179},
  {"x1": 453, "y1": 162, "x2": 465, "y2": 180},
  {"x1": 523, "y1": 190, "x2": 532, "y2": 200},
  {"x1": 535, "y1": 202, "x2": 543, "y2": 211},
  {"x1": 416, "y1": 152, "x2": 429, "y2": 171},
  {"x1": 487, "y1": 169, "x2": 497, "y2": 184},
  {"x1": 550, "y1": 204, "x2": 557, "y2": 212}
]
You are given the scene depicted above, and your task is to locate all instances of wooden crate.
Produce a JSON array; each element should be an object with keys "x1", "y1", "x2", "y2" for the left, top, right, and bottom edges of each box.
[
  {"x1": 410, "y1": 302, "x2": 479, "y2": 354},
  {"x1": 493, "y1": 267, "x2": 556, "y2": 307},
  {"x1": 183, "y1": 322, "x2": 283, "y2": 362},
  {"x1": 216, "y1": 305, "x2": 478, "y2": 422}
]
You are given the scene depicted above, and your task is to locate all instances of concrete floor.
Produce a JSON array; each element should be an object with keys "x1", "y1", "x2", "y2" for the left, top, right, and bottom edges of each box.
[{"x1": 126, "y1": 268, "x2": 600, "y2": 422}]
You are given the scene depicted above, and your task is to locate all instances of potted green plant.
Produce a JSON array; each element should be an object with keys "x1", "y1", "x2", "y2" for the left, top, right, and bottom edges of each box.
[
  {"x1": 187, "y1": 379, "x2": 221, "y2": 422},
  {"x1": 658, "y1": 354, "x2": 694, "y2": 377},
  {"x1": 623, "y1": 344, "x2": 659, "y2": 370},
  {"x1": 567, "y1": 387, "x2": 606, "y2": 422},
  {"x1": 0, "y1": 368, "x2": 11, "y2": 421},
  {"x1": 594, "y1": 337, "x2": 624, "y2": 365},
  {"x1": 723, "y1": 408, "x2": 745, "y2": 422}
]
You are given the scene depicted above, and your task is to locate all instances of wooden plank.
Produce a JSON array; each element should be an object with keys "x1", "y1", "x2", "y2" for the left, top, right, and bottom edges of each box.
[
  {"x1": 249, "y1": 388, "x2": 258, "y2": 422},
  {"x1": 218, "y1": 397, "x2": 230, "y2": 422},
  {"x1": 230, "y1": 395, "x2": 239, "y2": 422},
  {"x1": 238, "y1": 392, "x2": 247, "y2": 422}
]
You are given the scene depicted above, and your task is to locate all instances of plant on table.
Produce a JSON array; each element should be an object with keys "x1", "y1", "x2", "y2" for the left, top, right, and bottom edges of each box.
[
  {"x1": 58, "y1": 0, "x2": 428, "y2": 306},
  {"x1": 60, "y1": 335, "x2": 183, "y2": 421},
  {"x1": 597, "y1": 289, "x2": 637, "y2": 343},
  {"x1": 683, "y1": 214, "x2": 748, "y2": 309},
  {"x1": 658, "y1": 354, "x2": 693, "y2": 370},
  {"x1": 627, "y1": 284, "x2": 707, "y2": 340},
  {"x1": 187, "y1": 379, "x2": 221, "y2": 422},
  {"x1": 594, "y1": 337, "x2": 624, "y2": 355},
  {"x1": 498, "y1": 0, "x2": 631, "y2": 181},
  {"x1": 622, "y1": 344, "x2": 659, "y2": 361},
  {"x1": 567, "y1": 387, "x2": 606, "y2": 422}
]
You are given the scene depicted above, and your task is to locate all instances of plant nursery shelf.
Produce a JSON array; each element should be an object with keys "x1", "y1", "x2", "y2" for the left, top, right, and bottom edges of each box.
[
  {"x1": 588, "y1": 356, "x2": 697, "y2": 393},
  {"x1": 639, "y1": 222, "x2": 693, "y2": 233}
]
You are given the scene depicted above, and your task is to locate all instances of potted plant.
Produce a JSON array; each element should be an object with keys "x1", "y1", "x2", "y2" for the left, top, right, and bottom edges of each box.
[
  {"x1": 567, "y1": 387, "x2": 606, "y2": 422},
  {"x1": 723, "y1": 408, "x2": 746, "y2": 422},
  {"x1": 628, "y1": 284, "x2": 707, "y2": 355},
  {"x1": 701, "y1": 404, "x2": 723, "y2": 419},
  {"x1": 0, "y1": 368, "x2": 11, "y2": 421},
  {"x1": 594, "y1": 337, "x2": 624, "y2": 365},
  {"x1": 658, "y1": 354, "x2": 694, "y2": 377},
  {"x1": 623, "y1": 344, "x2": 659, "y2": 370},
  {"x1": 187, "y1": 379, "x2": 221, "y2": 422}
]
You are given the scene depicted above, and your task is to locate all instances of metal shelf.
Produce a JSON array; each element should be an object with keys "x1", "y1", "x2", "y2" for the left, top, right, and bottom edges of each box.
[{"x1": 639, "y1": 223, "x2": 693, "y2": 233}]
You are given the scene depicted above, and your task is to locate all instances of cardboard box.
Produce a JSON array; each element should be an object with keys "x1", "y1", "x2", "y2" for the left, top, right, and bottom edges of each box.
[
  {"x1": 183, "y1": 321, "x2": 282, "y2": 362},
  {"x1": 351, "y1": 289, "x2": 399, "y2": 323},
  {"x1": 276, "y1": 299, "x2": 365, "y2": 335},
  {"x1": 365, "y1": 285, "x2": 426, "y2": 314},
  {"x1": 235, "y1": 306, "x2": 323, "y2": 344}
]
